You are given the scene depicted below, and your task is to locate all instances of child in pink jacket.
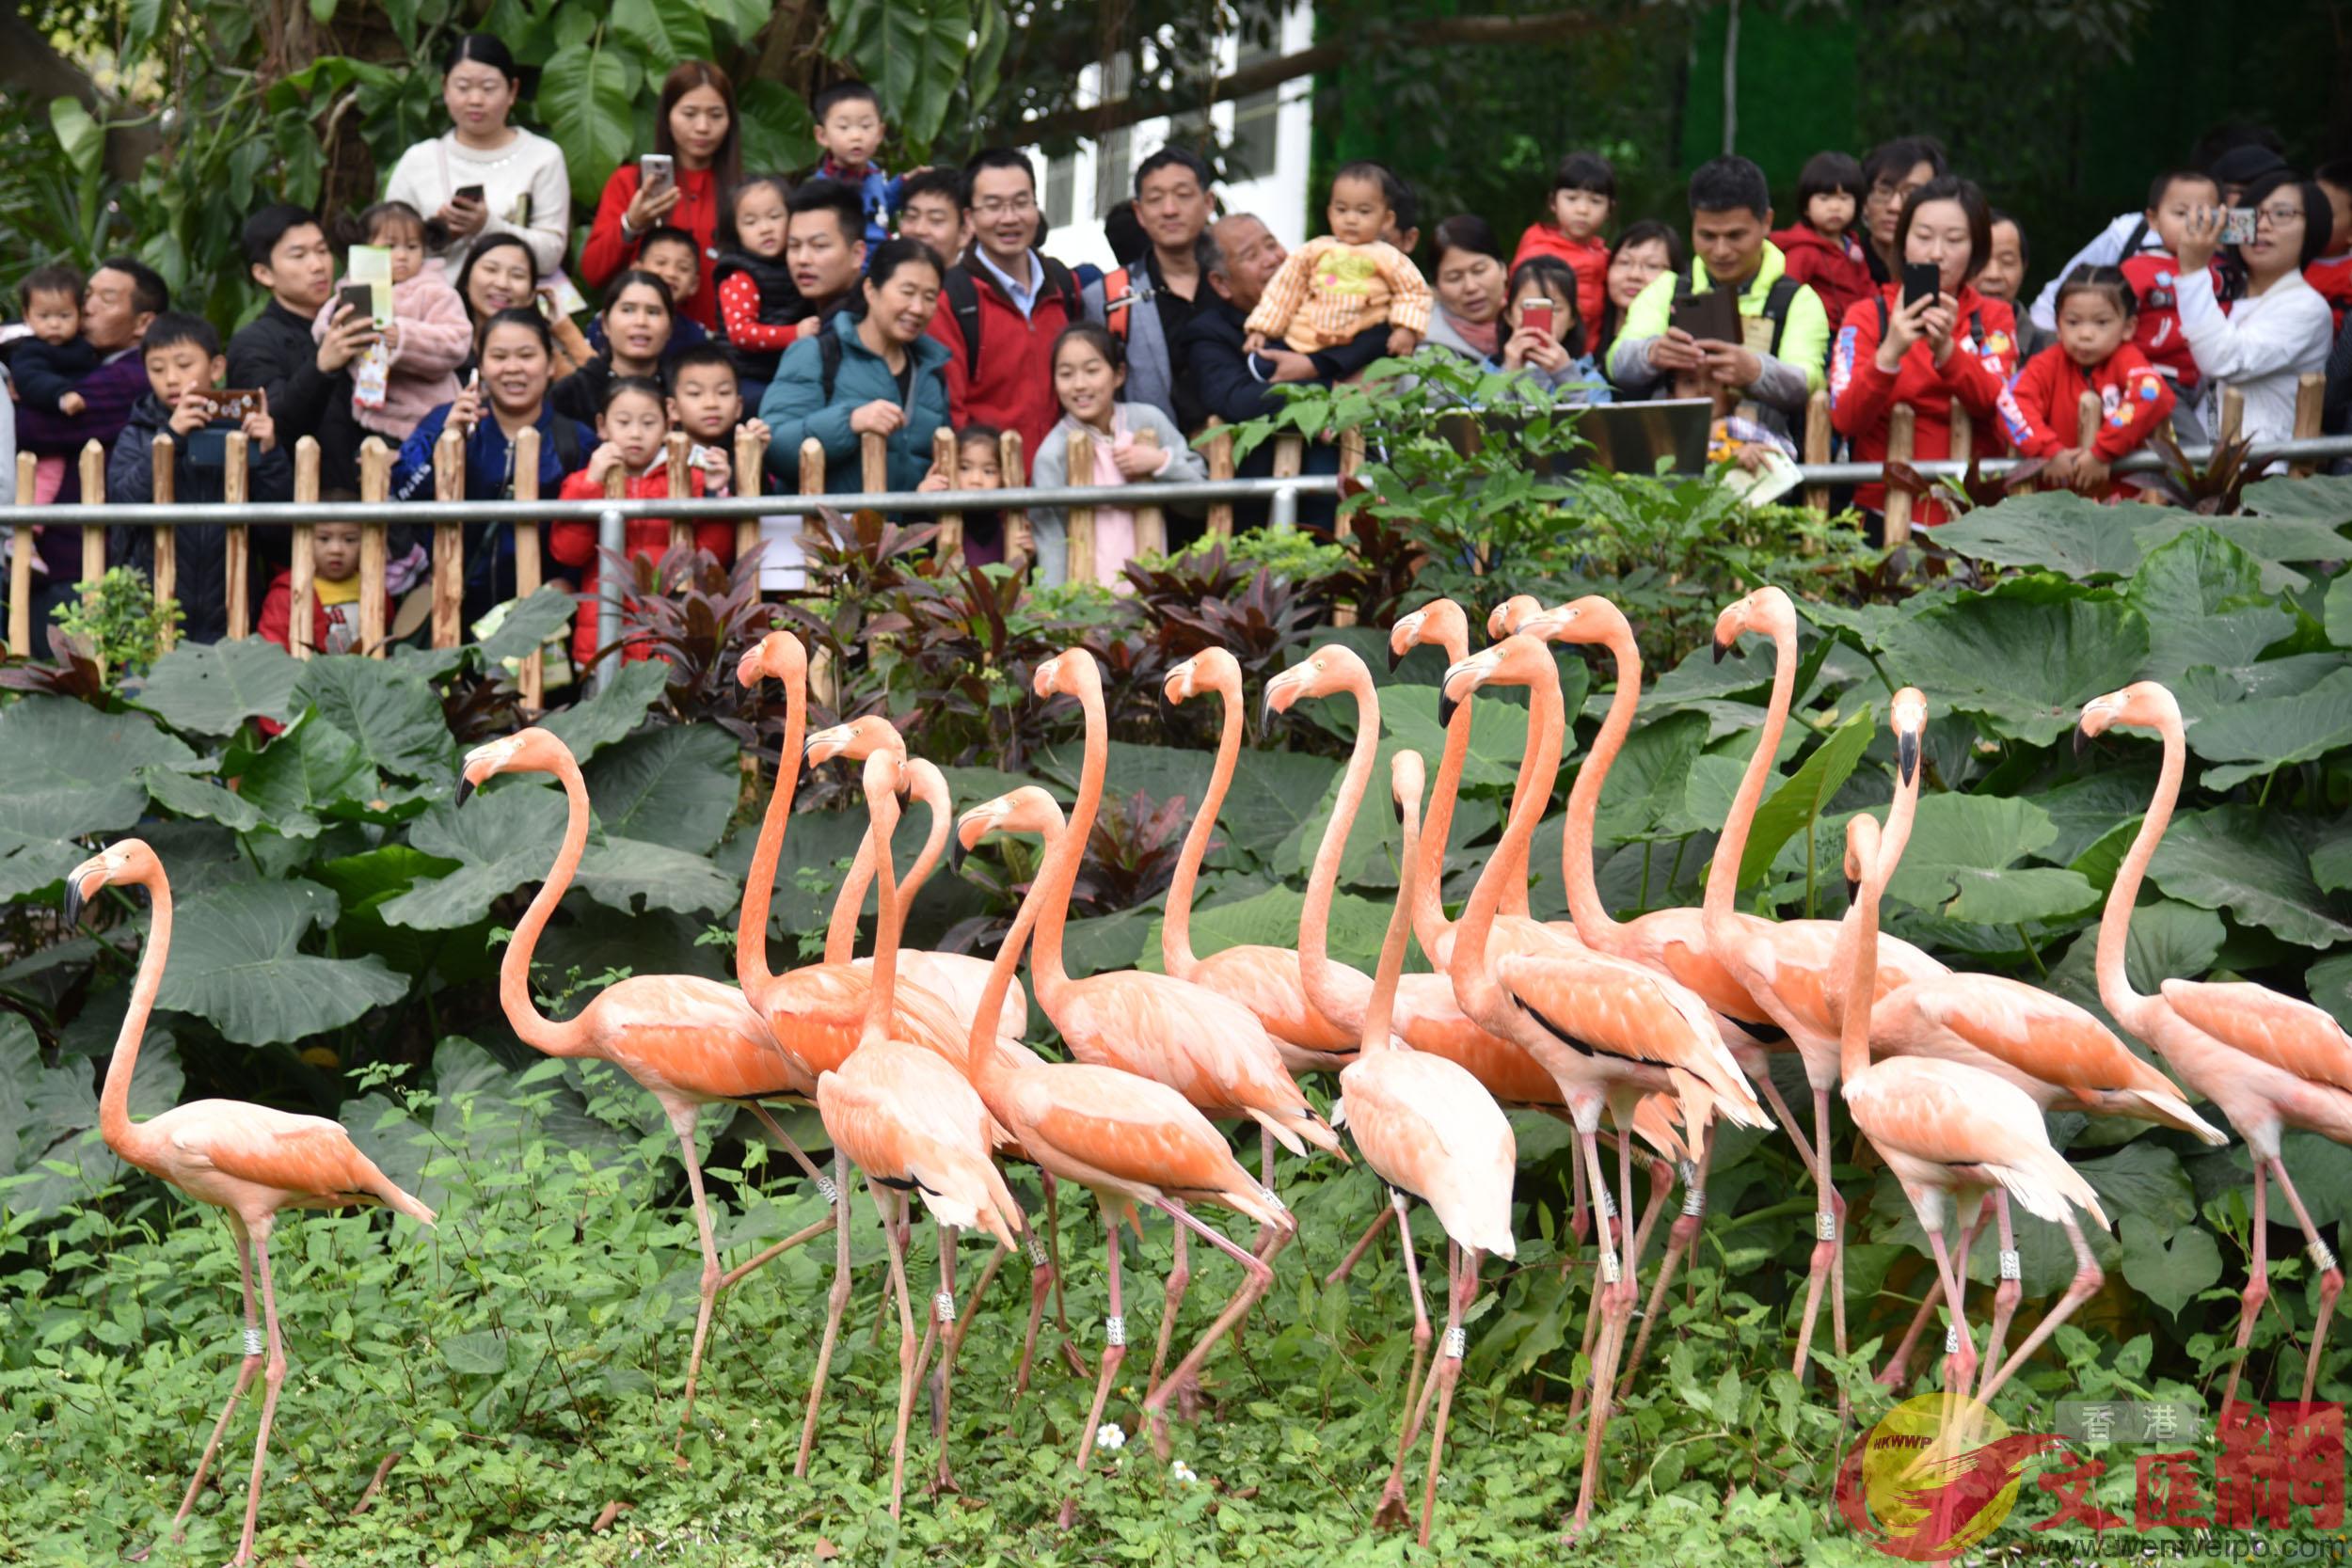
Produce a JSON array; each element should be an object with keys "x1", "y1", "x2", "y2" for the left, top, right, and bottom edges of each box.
[{"x1": 312, "y1": 200, "x2": 470, "y2": 440}]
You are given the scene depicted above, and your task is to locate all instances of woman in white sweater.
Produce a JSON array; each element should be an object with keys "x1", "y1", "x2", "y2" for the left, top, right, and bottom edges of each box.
[
  {"x1": 2176, "y1": 169, "x2": 2334, "y2": 456},
  {"x1": 384, "y1": 34, "x2": 572, "y2": 279}
]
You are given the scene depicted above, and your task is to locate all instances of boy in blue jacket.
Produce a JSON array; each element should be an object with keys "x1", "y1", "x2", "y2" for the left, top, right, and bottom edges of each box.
[{"x1": 810, "y1": 81, "x2": 899, "y2": 250}]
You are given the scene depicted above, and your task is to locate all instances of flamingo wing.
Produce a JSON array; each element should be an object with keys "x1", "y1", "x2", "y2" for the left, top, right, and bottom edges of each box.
[
  {"x1": 152, "y1": 1101, "x2": 433, "y2": 1221},
  {"x1": 2159, "y1": 978, "x2": 2352, "y2": 1095},
  {"x1": 584, "y1": 974, "x2": 810, "y2": 1101},
  {"x1": 1005, "y1": 1065, "x2": 1279, "y2": 1226},
  {"x1": 1844, "y1": 1057, "x2": 2109, "y2": 1228},
  {"x1": 1191, "y1": 943, "x2": 1367, "y2": 1053},
  {"x1": 1493, "y1": 947, "x2": 1767, "y2": 1128},
  {"x1": 1340, "y1": 1053, "x2": 1517, "y2": 1257},
  {"x1": 817, "y1": 1043, "x2": 1021, "y2": 1247},
  {"x1": 752, "y1": 962, "x2": 972, "y2": 1078},
  {"x1": 1057, "y1": 972, "x2": 1318, "y2": 1123}
]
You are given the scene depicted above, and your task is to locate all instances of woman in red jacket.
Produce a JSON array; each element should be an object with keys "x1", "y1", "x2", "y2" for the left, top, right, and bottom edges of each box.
[
  {"x1": 550, "y1": 376, "x2": 736, "y2": 665},
  {"x1": 1830, "y1": 175, "x2": 2024, "y2": 534},
  {"x1": 579, "y1": 61, "x2": 739, "y2": 331}
]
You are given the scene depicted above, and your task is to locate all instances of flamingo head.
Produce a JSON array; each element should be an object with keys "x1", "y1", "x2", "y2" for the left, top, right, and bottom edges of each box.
[
  {"x1": 805, "y1": 714, "x2": 905, "y2": 769},
  {"x1": 1391, "y1": 748, "x2": 1425, "y2": 827},
  {"x1": 1843, "y1": 813, "x2": 1882, "y2": 902},
  {"x1": 903, "y1": 757, "x2": 949, "y2": 817},
  {"x1": 1486, "y1": 594, "x2": 1545, "y2": 641},
  {"x1": 457, "y1": 728, "x2": 568, "y2": 805},
  {"x1": 1387, "y1": 597, "x2": 1468, "y2": 672},
  {"x1": 63, "y1": 838, "x2": 160, "y2": 925},
  {"x1": 1522, "y1": 594, "x2": 1632, "y2": 650},
  {"x1": 1890, "y1": 687, "x2": 1928, "y2": 786},
  {"x1": 1262, "y1": 643, "x2": 1371, "y2": 728},
  {"x1": 957, "y1": 786, "x2": 1066, "y2": 851},
  {"x1": 1032, "y1": 646, "x2": 1102, "y2": 704},
  {"x1": 1439, "y1": 633, "x2": 1551, "y2": 728},
  {"x1": 1710, "y1": 584, "x2": 1794, "y2": 663},
  {"x1": 859, "y1": 749, "x2": 905, "y2": 822},
  {"x1": 2077, "y1": 680, "x2": 2180, "y2": 755},
  {"x1": 1163, "y1": 646, "x2": 1242, "y2": 707},
  {"x1": 735, "y1": 629, "x2": 806, "y2": 689}
]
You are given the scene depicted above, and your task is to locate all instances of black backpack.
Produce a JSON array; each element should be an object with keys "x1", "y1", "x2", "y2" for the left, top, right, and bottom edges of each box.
[
  {"x1": 940, "y1": 257, "x2": 1084, "y2": 367},
  {"x1": 1672, "y1": 267, "x2": 1805, "y2": 356}
]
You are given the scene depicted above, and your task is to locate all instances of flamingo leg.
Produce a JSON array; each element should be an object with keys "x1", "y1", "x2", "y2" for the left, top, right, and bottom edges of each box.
[
  {"x1": 1878, "y1": 1199, "x2": 1984, "y2": 1395},
  {"x1": 1973, "y1": 1195, "x2": 2024, "y2": 1404},
  {"x1": 230, "y1": 1228, "x2": 288, "y2": 1568},
  {"x1": 1143, "y1": 1197, "x2": 1282, "y2": 1462},
  {"x1": 1565, "y1": 1127, "x2": 1631, "y2": 1541},
  {"x1": 1061, "y1": 1206, "x2": 1128, "y2": 1530},
  {"x1": 2218, "y1": 1161, "x2": 2272, "y2": 1417},
  {"x1": 1976, "y1": 1213, "x2": 2101, "y2": 1407},
  {"x1": 1623, "y1": 1142, "x2": 1714, "y2": 1395},
  {"x1": 1791, "y1": 1085, "x2": 1848, "y2": 1386},
  {"x1": 1373, "y1": 1195, "x2": 1429, "y2": 1531},
  {"x1": 927, "y1": 1227, "x2": 988, "y2": 1496},
  {"x1": 171, "y1": 1221, "x2": 262, "y2": 1544},
  {"x1": 939, "y1": 1239, "x2": 1006, "y2": 1423},
  {"x1": 866, "y1": 1180, "x2": 923, "y2": 1520},
  {"x1": 795, "y1": 1151, "x2": 856, "y2": 1477},
  {"x1": 1565, "y1": 1166, "x2": 1620, "y2": 1427},
  {"x1": 1325, "y1": 1205, "x2": 1394, "y2": 1290},
  {"x1": 1041, "y1": 1170, "x2": 1086, "y2": 1378},
  {"x1": 1921, "y1": 1215, "x2": 1977, "y2": 1457},
  {"x1": 1418, "y1": 1243, "x2": 1484, "y2": 1551},
  {"x1": 672, "y1": 1113, "x2": 729, "y2": 1460},
  {"x1": 2265, "y1": 1156, "x2": 2343, "y2": 1406},
  {"x1": 1565, "y1": 1128, "x2": 1592, "y2": 1257},
  {"x1": 1146, "y1": 1223, "x2": 1194, "y2": 1416},
  {"x1": 743, "y1": 1101, "x2": 834, "y2": 1188}
]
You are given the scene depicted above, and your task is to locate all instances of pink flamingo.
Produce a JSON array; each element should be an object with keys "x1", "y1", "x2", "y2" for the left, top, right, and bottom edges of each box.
[
  {"x1": 808, "y1": 744, "x2": 1025, "y2": 1516},
  {"x1": 66, "y1": 840, "x2": 435, "y2": 1566},
  {"x1": 2081, "y1": 680, "x2": 2348, "y2": 1409},
  {"x1": 458, "y1": 727, "x2": 837, "y2": 1458},
  {"x1": 958, "y1": 779, "x2": 1291, "y2": 1523},
  {"x1": 1438, "y1": 634, "x2": 1767, "y2": 1539},
  {"x1": 1840, "y1": 689, "x2": 2112, "y2": 1404},
  {"x1": 1162, "y1": 646, "x2": 1368, "y2": 1072}
]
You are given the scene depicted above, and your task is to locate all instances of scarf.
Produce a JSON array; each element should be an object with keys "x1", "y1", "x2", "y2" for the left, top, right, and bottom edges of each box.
[{"x1": 1447, "y1": 309, "x2": 1501, "y2": 358}]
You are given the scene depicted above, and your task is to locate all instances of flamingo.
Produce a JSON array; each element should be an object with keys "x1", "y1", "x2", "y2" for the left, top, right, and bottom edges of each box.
[
  {"x1": 807, "y1": 744, "x2": 1025, "y2": 1516},
  {"x1": 957, "y1": 782, "x2": 1292, "y2": 1523},
  {"x1": 2081, "y1": 680, "x2": 2350, "y2": 1410},
  {"x1": 1438, "y1": 634, "x2": 1768, "y2": 1539},
  {"x1": 1705, "y1": 586, "x2": 1951, "y2": 1380},
  {"x1": 1840, "y1": 688, "x2": 2112, "y2": 1407},
  {"x1": 457, "y1": 727, "x2": 838, "y2": 1458},
  {"x1": 1314, "y1": 733, "x2": 1518, "y2": 1544},
  {"x1": 1161, "y1": 645, "x2": 1367, "y2": 1072},
  {"x1": 63, "y1": 840, "x2": 436, "y2": 1567}
]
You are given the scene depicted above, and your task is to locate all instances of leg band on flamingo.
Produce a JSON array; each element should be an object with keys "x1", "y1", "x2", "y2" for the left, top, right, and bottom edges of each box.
[
  {"x1": 1945, "y1": 1324, "x2": 1961, "y2": 1355},
  {"x1": 1443, "y1": 1325, "x2": 1467, "y2": 1360},
  {"x1": 1028, "y1": 1229, "x2": 1050, "y2": 1267},
  {"x1": 1999, "y1": 1249, "x2": 2021, "y2": 1281},
  {"x1": 816, "y1": 1175, "x2": 840, "y2": 1206},
  {"x1": 1104, "y1": 1315, "x2": 1126, "y2": 1348},
  {"x1": 243, "y1": 1327, "x2": 264, "y2": 1357},
  {"x1": 2314, "y1": 1241, "x2": 2339, "y2": 1273},
  {"x1": 1816, "y1": 1211, "x2": 1837, "y2": 1243},
  {"x1": 935, "y1": 1291, "x2": 957, "y2": 1323}
]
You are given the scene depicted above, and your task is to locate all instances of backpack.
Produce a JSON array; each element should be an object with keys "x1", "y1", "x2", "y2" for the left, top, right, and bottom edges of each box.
[
  {"x1": 1098, "y1": 262, "x2": 1153, "y2": 341},
  {"x1": 1672, "y1": 267, "x2": 1805, "y2": 356},
  {"x1": 941, "y1": 257, "x2": 1084, "y2": 367}
]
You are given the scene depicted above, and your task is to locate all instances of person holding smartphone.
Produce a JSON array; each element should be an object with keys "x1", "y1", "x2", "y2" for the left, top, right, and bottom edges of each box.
[
  {"x1": 382, "y1": 34, "x2": 571, "y2": 277},
  {"x1": 580, "y1": 61, "x2": 739, "y2": 331},
  {"x1": 2173, "y1": 168, "x2": 2335, "y2": 459},
  {"x1": 1482, "y1": 255, "x2": 1611, "y2": 404},
  {"x1": 1829, "y1": 175, "x2": 2023, "y2": 535}
]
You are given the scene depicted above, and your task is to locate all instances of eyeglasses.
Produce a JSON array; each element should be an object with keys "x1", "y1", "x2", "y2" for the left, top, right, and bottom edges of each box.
[
  {"x1": 2255, "y1": 206, "x2": 2304, "y2": 228},
  {"x1": 975, "y1": 197, "x2": 1036, "y2": 217}
]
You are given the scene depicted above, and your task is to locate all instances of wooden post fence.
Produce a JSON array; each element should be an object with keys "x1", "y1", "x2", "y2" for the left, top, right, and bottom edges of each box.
[
  {"x1": 78, "y1": 441, "x2": 105, "y2": 587},
  {"x1": 222, "y1": 432, "x2": 250, "y2": 640},
  {"x1": 798, "y1": 436, "x2": 837, "y2": 710},
  {"x1": 1131, "y1": 426, "x2": 1167, "y2": 563},
  {"x1": 1203, "y1": 419, "x2": 1235, "y2": 537},
  {"x1": 930, "y1": 427, "x2": 963, "y2": 565},
  {"x1": 358, "y1": 437, "x2": 391, "y2": 657},
  {"x1": 1332, "y1": 429, "x2": 1366, "y2": 627},
  {"x1": 666, "y1": 431, "x2": 693, "y2": 561},
  {"x1": 998, "y1": 431, "x2": 1032, "y2": 569},
  {"x1": 1066, "y1": 431, "x2": 1098, "y2": 587},
  {"x1": 733, "y1": 426, "x2": 763, "y2": 566},
  {"x1": 2075, "y1": 390, "x2": 2102, "y2": 455},
  {"x1": 1881, "y1": 404, "x2": 1916, "y2": 546},
  {"x1": 2291, "y1": 372, "x2": 2325, "y2": 477},
  {"x1": 150, "y1": 435, "x2": 177, "y2": 650},
  {"x1": 2217, "y1": 388, "x2": 2246, "y2": 450},
  {"x1": 512, "y1": 427, "x2": 544, "y2": 708},
  {"x1": 431, "y1": 428, "x2": 465, "y2": 648},
  {"x1": 1803, "y1": 390, "x2": 1832, "y2": 514},
  {"x1": 8, "y1": 452, "x2": 34, "y2": 656},
  {"x1": 288, "y1": 437, "x2": 319, "y2": 657},
  {"x1": 1948, "y1": 405, "x2": 1973, "y2": 471}
]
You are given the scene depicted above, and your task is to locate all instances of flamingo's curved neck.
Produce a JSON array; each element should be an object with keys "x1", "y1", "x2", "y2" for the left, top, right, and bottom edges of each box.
[
  {"x1": 1032, "y1": 675, "x2": 1107, "y2": 1007},
  {"x1": 1841, "y1": 825, "x2": 1886, "y2": 1086},
  {"x1": 1163, "y1": 675, "x2": 1243, "y2": 980},
  {"x1": 1362, "y1": 772, "x2": 1422, "y2": 1053},
  {"x1": 1413, "y1": 626, "x2": 1474, "y2": 960},
  {"x1": 825, "y1": 767, "x2": 942, "y2": 965},
  {"x1": 1565, "y1": 626, "x2": 1643, "y2": 942},
  {"x1": 968, "y1": 815, "x2": 1069, "y2": 1110},
  {"x1": 862, "y1": 779, "x2": 903, "y2": 1049},
  {"x1": 1449, "y1": 660, "x2": 1565, "y2": 1031},
  {"x1": 737, "y1": 661, "x2": 808, "y2": 991},
  {"x1": 1301, "y1": 670, "x2": 1381, "y2": 1032},
  {"x1": 504, "y1": 759, "x2": 596, "y2": 1058},
  {"x1": 1705, "y1": 621, "x2": 1797, "y2": 929},
  {"x1": 2095, "y1": 716, "x2": 2183, "y2": 1036},
  {"x1": 99, "y1": 865, "x2": 174, "y2": 1164}
]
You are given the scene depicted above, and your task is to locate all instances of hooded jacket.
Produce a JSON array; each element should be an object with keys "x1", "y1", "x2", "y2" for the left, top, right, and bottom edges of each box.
[
  {"x1": 1770, "y1": 224, "x2": 1875, "y2": 343},
  {"x1": 759, "y1": 309, "x2": 951, "y2": 496}
]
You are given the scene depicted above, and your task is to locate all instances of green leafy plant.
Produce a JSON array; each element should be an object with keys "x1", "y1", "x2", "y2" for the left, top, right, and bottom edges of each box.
[{"x1": 52, "y1": 566, "x2": 182, "y2": 689}]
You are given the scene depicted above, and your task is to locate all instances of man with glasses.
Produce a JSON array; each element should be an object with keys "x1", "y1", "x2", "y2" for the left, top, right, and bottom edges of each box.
[{"x1": 928, "y1": 148, "x2": 1084, "y2": 463}]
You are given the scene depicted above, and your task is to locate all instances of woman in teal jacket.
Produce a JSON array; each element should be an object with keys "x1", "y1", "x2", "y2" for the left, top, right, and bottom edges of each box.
[{"x1": 759, "y1": 238, "x2": 950, "y2": 496}]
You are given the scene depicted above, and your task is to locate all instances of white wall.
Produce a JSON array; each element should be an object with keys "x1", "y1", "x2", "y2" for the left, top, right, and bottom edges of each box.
[{"x1": 1025, "y1": 5, "x2": 1317, "y2": 272}]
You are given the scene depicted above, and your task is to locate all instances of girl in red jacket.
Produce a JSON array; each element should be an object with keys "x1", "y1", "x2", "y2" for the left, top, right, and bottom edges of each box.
[
  {"x1": 579, "y1": 62, "x2": 739, "y2": 330},
  {"x1": 2009, "y1": 265, "x2": 2177, "y2": 498},
  {"x1": 1511, "y1": 151, "x2": 1613, "y2": 336},
  {"x1": 1771, "y1": 151, "x2": 1874, "y2": 333},
  {"x1": 1830, "y1": 176, "x2": 2025, "y2": 532},
  {"x1": 551, "y1": 376, "x2": 735, "y2": 665}
]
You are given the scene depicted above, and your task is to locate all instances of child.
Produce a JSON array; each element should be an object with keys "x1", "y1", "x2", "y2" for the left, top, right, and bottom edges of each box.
[
  {"x1": 106, "y1": 312, "x2": 292, "y2": 643},
  {"x1": 590, "y1": 227, "x2": 709, "y2": 357},
  {"x1": 712, "y1": 176, "x2": 804, "y2": 407},
  {"x1": 259, "y1": 521, "x2": 392, "y2": 655},
  {"x1": 810, "y1": 80, "x2": 899, "y2": 249},
  {"x1": 1243, "y1": 162, "x2": 1431, "y2": 360},
  {"x1": 549, "y1": 375, "x2": 735, "y2": 665},
  {"x1": 916, "y1": 422, "x2": 1009, "y2": 566},
  {"x1": 2008, "y1": 265, "x2": 2175, "y2": 499},
  {"x1": 1484, "y1": 256, "x2": 1611, "y2": 403},
  {"x1": 896, "y1": 166, "x2": 968, "y2": 265},
  {"x1": 1028, "y1": 325, "x2": 1207, "y2": 588},
  {"x1": 2118, "y1": 170, "x2": 2223, "y2": 397},
  {"x1": 5, "y1": 264, "x2": 97, "y2": 505},
  {"x1": 1771, "y1": 151, "x2": 1873, "y2": 333},
  {"x1": 313, "y1": 201, "x2": 471, "y2": 440},
  {"x1": 1511, "y1": 151, "x2": 1614, "y2": 335},
  {"x1": 2307, "y1": 158, "x2": 2352, "y2": 331},
  {"x1": 663, "y1": 342, "x2": 771, "y2": 492}
]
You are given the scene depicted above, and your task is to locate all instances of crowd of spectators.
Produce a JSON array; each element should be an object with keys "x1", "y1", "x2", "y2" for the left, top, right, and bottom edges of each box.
[{"x1": 6, "y1": 32, "x2": 2350, "y2": 641}]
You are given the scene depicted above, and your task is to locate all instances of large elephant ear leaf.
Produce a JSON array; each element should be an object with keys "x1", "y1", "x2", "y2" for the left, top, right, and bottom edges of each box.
[
  {"x1": 1874, "y1": 794, "x2": 2099, "y2": 927},
  {"x1": 2123, "y1": 528, "x2": 2294, "y2": 686},
  {"x1": 584, "y1": 724, "x2": 741, "y2": 856},
  {"x1": 539, "y1": 661, "x2": 669, "y2": 763},
  {"x1": 1876, "y1": 583, "x2": 2149, "y2": 746},
  {"x1": 1930, "y1": 490, "x2": 2149, "y2": 580},
  {"x1": 0, "y1": 697, "x2": 198, "y2": 839},
  {"x1": 156, "y1": 879, "x2": 411, "y2": 1046},
  {"x1": 130, "y1": 639, "x2": 301, "y2": 735},
  {"x1": 2150, "y1": 806, "x2": 2352, "y2": 949},
  {"x1": 292, "y1": 657, "x2": 455, "y2": 781}
]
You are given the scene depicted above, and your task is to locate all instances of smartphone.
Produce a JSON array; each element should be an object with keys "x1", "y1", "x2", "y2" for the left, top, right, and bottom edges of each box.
[
  {"x1": 1669, "y1": 288, "x2": 1739, "y2": 346},
  {"x1": 639, "y1": 153, "x2": 674, "y2": 198},
  {"x1": 1519, "y1": 296, "x2": 1554, "y2": 340},
  {"x1": 453, "y1": 183, "x2": 486, "y2": 207},
  {"x1": 336, "y1": 282, "x2": 373, "y2": 326},
  {"x1": 1901, "y1": 261, "x2": 1941, "y2": 309},
  {"x1": 2220, "y1": 207, "x2": 2258, "y2": 245}
]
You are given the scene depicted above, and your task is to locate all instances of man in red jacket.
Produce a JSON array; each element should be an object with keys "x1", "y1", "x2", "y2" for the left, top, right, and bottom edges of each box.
[{"x1": 926, "y1": 149, "x2": 1083, "y2": 467}]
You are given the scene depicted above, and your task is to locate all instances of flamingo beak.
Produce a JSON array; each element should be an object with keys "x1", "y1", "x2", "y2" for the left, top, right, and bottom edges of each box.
[
  {"x1": 1711, "y1": 630, "x2": 1733, "y2": 664},
  {"x1": 63, "y1": 873, "x2": 88, "y2": 927},
  {"x1": 2074, "y1": 718, "x2": 2094, "y2": 759},
  {"x1": 1438, "y1": 690, "x2": 1460, "y2": 729},
  {"x1": 1898, "y1": 729, "x2": 1919, "y2": 787},
  {"x1": 1386, "y1": 642, "x2": 1406, "y2": 673},
  {"x1": 455, "y1": 774, "x2": 478, "y2": 808},
  {"x1": 1845, "y1": 871, "x2": 1861, "y2": 904}
]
